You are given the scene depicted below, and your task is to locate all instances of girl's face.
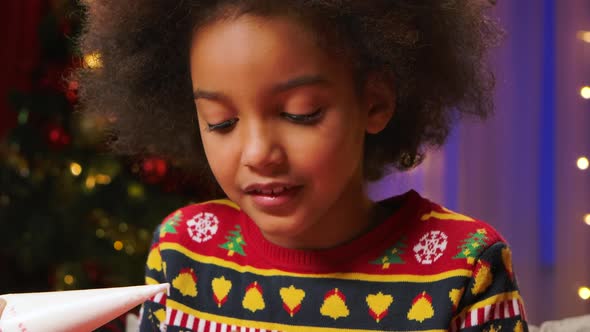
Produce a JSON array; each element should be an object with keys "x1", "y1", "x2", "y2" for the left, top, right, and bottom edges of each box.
[{"x1": 190, "y1": 14, "x2": 392, "y2": 248}]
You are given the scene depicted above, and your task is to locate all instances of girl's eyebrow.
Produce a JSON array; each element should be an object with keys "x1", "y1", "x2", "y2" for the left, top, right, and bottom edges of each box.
[
  {"x1": 193, "y1": 74, "x2": 330, "y2": 101},
  {"x1": 270, "y1": 75, "x2": 330, "y2": 94}
]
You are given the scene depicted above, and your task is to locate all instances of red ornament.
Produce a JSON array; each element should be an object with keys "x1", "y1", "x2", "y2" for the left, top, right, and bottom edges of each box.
[
  {"x1": 66, "y1": 80, "x2": 79, "y2": 104},
  {"x1": 141, "y1": 157, "x2": 168, "y2": 183},
  {"x1": 45, "y1": 123, "x2": 71, "y2": 149}
]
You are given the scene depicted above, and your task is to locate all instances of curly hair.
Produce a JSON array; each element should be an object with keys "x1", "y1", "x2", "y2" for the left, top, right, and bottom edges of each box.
[{"x1": 75, "y1": 0, "x2": 502, "y2": 182}]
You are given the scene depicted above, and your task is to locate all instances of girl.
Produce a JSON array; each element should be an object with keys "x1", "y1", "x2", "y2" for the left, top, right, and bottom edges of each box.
[{"x1": 77, "y1": 1, "x2": 527, "y2": 331}]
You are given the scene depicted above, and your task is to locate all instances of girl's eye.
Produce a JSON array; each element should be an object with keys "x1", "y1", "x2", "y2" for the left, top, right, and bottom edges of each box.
[
  {"x1": 281, "y1": 108, "x2": 324, "y2": 124},
  {"x1": 206, "y1": 118, "x2": 239, "y2": 132}
]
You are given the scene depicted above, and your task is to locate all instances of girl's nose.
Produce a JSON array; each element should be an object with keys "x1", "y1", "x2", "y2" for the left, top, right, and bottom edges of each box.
[{"x1": 240, "y1": 122, "x2": 286, "y2": 174}]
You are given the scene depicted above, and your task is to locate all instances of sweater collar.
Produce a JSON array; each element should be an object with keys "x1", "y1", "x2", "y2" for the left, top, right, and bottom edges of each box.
[{"x1": 239, "y1": 190, "x2": 423, "y2": 273}]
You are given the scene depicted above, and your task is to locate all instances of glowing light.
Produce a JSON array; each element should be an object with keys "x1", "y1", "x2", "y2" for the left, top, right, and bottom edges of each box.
[
  {"x1": 64, "y1": 274, "x2": 75, "y2": 285},
  {"x1": 127, "y1": 183, "x2": 145, "y2": 198},
  {"x1": 113, "y1": 241, "x2": 124, "y2": 251},
  {"x1": 581, "y1": 86, "x2": 590, "y2": 99},
  {"x1": 85, "y1": 176, "x2": 96, "y2": 189},
  {"x1": 69, "y1": 162, "x2": 82, "y2": 176},
  {"x1": 19, "y1": 168, "x2": 29, "y2": 177},
  {"x1": 96, "y1": 228, "x2": 105, "y2": 238},
  {"x1": 99, "y1": 217, "x2": 110, "y2": 228},
  {"x1": 84, "y1": 52, "x2": 103, "y2": 69},
  {"x1": 95, "y1": 174, "x2": 111, "y2": 184},
  {"x1": 18, "y1": 110, "x2": 29, "y2": 124},
  {"x1": 125, "y1": 245, "x2": 135, "y2": 255},
  {"x1": 118, "y1": 222, "x2": 128, "y2": 232},
  {"x1": 49, "y1": 128, "x2": 61, "y2": 142},
  {"x1": 577, "y1": 157, "x2": 589, "y2": 170},
  {"x1": 585, "y1": 214, "x2": 590, "y2": 226},
  {"x1": 579, "y1": 287, "x2": 590, "y2": 300},
  {"x1": 138, "y1": 229, "x2": 150, "y2": 241},
  {"x1": 578, "y1": 31, "x2": 590, "y2": 43}
]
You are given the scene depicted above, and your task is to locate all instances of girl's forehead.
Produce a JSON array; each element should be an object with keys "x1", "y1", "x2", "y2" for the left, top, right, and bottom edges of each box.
[{"x1": 189, "y1": 14, "x2": 354, "y2": 95}]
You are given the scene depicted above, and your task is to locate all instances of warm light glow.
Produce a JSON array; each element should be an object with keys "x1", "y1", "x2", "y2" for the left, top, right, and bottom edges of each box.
[
  {"x1": 119, "y1": 222, "x2": 128, "y2": 232},
  {"x1": 581, "y1": 86, "x2": 590, "y2": 99},
  {"x1": 579, "y1": 287, "x2": 590, "y2": 300},
  {"x1": 128, "y1": 183, "x2": 145, "y2": 198},
  {"x1": 64, "y1": 274, "x2": 75, "y2": 285},
  {"x1": 577, "y1": 157, "x2": 589, "y2": 170},
  {"x1": 95, "y1": 174, "x2": 111, "y2": 184},
  {"x1": 18, "y1": 110, "x2": 29, "y2": 124},
  {"x1": 85, "y1": 176, "x2": 96, "y2": 189},
  {"x1": 125, "y1": 245, "x2": 135, "y2": 255},
  {"x1": 113, "y1": 240, "x2": 124, "y2": 251},
  {"x1": 69, "y1": 162, "x2": 82, "y2": 176},
  {"x1": 585, "y1": 214, "x2": 590, "y2": 226},
  {"x1": 84, "y1": 52, "x2": 103, "y2": 69},
  {"x1": 96, "y1": 228, "x2": 105, "y2": 238},
  {"x1": 578, "y1": 31, "x2": 590, "y2": 43},
  {"x1": 138, "y1": 229, "x2": 150, "y2": 241}
]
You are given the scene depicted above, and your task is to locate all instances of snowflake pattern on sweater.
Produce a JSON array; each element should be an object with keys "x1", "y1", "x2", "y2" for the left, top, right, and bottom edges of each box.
[{"x1": 139, "y1": 191, "x2": 528, "y2": 332}]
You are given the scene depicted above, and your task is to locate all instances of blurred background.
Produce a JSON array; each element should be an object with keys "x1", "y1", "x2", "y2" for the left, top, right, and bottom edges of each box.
[{"x1": 0, "y1": 0, "x2": 588, "y2": 327}]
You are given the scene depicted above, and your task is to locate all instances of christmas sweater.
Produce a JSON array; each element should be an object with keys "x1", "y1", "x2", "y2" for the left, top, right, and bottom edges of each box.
[{"x1": 139, "y1": 190, "x2": 528, "y2": 332}]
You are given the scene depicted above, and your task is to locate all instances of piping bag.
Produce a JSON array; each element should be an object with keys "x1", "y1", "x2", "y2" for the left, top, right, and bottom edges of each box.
[{"x1": 0, "y1": 283, "x2": 169, "y2": 332}]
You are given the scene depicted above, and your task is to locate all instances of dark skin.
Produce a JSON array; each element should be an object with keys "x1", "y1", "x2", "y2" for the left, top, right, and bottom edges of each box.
[
  {"x1": 76, "y1": 1, "x2": 500, "y2": 183},
  {"x1": 190, "y1": 14, "x2": 395, "y2": 249}
]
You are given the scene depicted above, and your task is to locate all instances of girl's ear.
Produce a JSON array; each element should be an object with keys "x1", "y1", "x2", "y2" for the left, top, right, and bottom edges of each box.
[{"x1": 363, "y1": 71, "x2": 396, "y2": 134}]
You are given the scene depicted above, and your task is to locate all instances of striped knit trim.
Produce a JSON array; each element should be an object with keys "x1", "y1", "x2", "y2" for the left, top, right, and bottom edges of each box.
[
  {"x1": 166, "y1": 299, "x2": 447, "y2": 332},
  {"x1": 149, "y1": 291, "x2": 167, "y2": 306},
  {"x1": 165, "y1": 307, "x2": 280, "y2": 332},
  {"x1": 159, "y1": 242, "x2": 473, "y2": 282},
  {"x1": 451, "y1": 298, "x2": 525, "y2": 331}
]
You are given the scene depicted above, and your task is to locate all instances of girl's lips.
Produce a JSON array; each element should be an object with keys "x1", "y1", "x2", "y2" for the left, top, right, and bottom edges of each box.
[{"x1": 246, "y1": 185, "x2": 303, "y2": 211}]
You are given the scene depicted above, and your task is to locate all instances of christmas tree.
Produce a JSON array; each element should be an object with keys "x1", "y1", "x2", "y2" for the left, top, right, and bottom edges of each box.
[
  {"x1": 370, "y1": 238, "x2": 406, "y2": 269},
  {"x1": 453, "y1": 229, "x2": 489, "y2": 264},
  {"x1": 0, "y1": 0, "x2": 203, "y2": 297},
  {"x1": 219, "y1": 225, "x2": 247, "y2": 256}
]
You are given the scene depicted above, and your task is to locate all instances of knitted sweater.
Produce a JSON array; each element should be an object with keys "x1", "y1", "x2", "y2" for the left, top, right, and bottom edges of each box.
[{"x1": 139, "y1": 190, "x2": 528, "y2": 332}]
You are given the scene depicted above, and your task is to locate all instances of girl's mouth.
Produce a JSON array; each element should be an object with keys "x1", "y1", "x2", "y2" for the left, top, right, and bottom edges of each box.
[{"x1": 243, "y1": 183, "x2": 303, "y2": 210}]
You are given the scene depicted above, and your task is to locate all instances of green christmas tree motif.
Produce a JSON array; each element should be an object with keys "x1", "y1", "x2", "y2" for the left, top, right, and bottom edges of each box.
[
  {"x1": 370, "y1": 237, "x2": 406, "y2": 269},
  {"x1": 453, "y1": 228, "x2": 489, "y2": 264},
  {"x1": 219, "y1": 225, "x2": 247, "y2": 256},
  {"x1": 159, "y1": 210, "x2": 182, "y2": 237}
]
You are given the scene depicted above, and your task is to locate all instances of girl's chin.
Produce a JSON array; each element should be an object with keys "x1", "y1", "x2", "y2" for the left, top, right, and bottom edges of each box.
[{"x1": 252, "y1": 216, "x2": 314, "y2": 245}]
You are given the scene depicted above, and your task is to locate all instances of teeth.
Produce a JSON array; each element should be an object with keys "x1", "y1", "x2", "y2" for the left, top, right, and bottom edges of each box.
[{"x1": 255, "y1": 186, "x2": 289, "y2": 195}]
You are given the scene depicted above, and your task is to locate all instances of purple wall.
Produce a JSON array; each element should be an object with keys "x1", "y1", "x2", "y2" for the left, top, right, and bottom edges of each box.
[{"x1": 369, "y1": 0, "x2": 590, "y2": 324}]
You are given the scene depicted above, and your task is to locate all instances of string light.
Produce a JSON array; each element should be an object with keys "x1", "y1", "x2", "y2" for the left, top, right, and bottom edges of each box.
[
  {"x1": 95, "y1": 228, "x2": 105, "y2": 238},
  {"x1": 113, "y1": 240, "x2": 124, "y2": 251},
  {"x1": 579, "y1": 287, "x2": 590, "y2": 300},
  {"x1": 84, "y1": 52, "x2": 103, "y2": 69},
  {"x1": 95, "y1": 174, "x2": 111, "y2": 184},
  {"x1": 18, "y1": 109, "x2": 29, "y2": 124},
  {"x1": 138, "y1": 229, "x2": 150, "y2": 241},
  {"x1": 577, "y1": 157, "x2": 589, "y2": 170},
  {"x1": 125, "y1": 245, "x2": 136, "y2": 255},
  {"x1": 69, "y1": 162, "x2": 82, "y2": 176},
  {"x1": 64, "y1": 275, "x2": 75, "y2": 285},
  {"x1": 581, "y1": 86, "x2": 590, "y2": 100},
  {"x1": 85, "y1": 175, "x2": 96, "y2": 189},
  {"x1": 118, "y1": 223, "x2": 128, "y2": 232},
  {"x1": 585, "y1": 214, "x2": 590, "y2": 226},
  {"x1": 128, "y1": 183, "x2": 145, "y2": 198},
  {"x1": 577, "y1": 31, "x2": 590, "y2": 43},
  {"x1": 99, "y1": 217, "x2": 110, "y2": 228}
]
